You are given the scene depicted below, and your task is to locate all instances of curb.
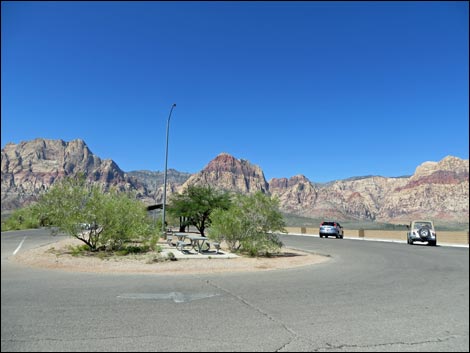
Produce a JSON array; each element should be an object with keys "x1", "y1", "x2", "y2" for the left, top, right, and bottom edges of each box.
[{"x1": 285, "y1": 233, "x2": 469, "y2": 248}]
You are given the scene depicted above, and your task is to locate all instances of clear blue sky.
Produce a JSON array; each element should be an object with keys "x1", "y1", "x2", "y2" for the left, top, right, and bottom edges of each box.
[{"x1": 2, "y1": 1, "x2": 468, "y2": 182}]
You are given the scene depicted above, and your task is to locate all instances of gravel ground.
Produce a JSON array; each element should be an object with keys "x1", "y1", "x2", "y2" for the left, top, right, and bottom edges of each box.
[{"x1": 12, "y1": 237, "x2": 329, "y2": 275}]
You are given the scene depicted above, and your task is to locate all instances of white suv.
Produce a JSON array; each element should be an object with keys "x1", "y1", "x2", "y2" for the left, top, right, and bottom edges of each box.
[{"x1": 406, "y1": 220, "x2": 437, "y2": 246}]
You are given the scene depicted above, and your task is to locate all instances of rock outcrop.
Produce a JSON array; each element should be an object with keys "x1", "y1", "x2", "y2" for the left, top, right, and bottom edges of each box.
[
  {"x1": 269, "y1": 175, "x2": 319, "y2": 216},
  {"x1": 180, "y1": 153, "x2": 269, "y2": 194},
  {"x1": 1, "y1": 139, "x2": 468, "y2": 224},
  {"x1": 1, "y1": 138, "x2": 149, "y2": 209},
  {"x1": 379, "y1": 156, "x2": 469, "y2": 222}
]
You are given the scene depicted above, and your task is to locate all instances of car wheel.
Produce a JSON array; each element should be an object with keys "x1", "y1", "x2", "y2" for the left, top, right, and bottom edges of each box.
[{"x1": 407, "y1": 235, "x2": 413, "y2": 245}]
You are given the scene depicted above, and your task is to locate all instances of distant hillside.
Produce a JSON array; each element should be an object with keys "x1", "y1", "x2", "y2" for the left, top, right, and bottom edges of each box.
[
  {"x1": 179, "y1": 154, "x2": 469, "y2": 224},
  {"x1": 1, "y1": 138, "x2": 468, "y2": 226},
  {"x1": 269, "y1": 156, "x2": 468, "y2": 224},
  {"x1": 127, "y1": 169, "x2": 191, "y2": 191}
]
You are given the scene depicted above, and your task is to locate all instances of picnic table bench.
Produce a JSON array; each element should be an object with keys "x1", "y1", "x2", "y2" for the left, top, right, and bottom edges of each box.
[
  {"x1": 166, "y1": 232, "x2": 187, "y2": 245},
  {"x1": 184, "y1": 235, "x2": 211, "y2": 253}
]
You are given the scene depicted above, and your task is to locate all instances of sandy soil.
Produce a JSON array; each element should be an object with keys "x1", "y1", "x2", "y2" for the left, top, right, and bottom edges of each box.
[{"x1": 12, "y1": 237, "x2": 330, "y2": 275}]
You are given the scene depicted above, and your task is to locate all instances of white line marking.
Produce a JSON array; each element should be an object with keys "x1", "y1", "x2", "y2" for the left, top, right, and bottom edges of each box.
[{"x1": 13, "y1": 237, "x2": 27, "y2": 255}]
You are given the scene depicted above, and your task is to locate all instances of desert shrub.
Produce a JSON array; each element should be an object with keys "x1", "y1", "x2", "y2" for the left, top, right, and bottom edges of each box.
[
  {"x1": 210, "y1": 192, "x2": 286, "y2": 256},
  {"x1": 1, "y1": 205, "x2": 42, "y2": 231},
  {"x1": 35, "y1": 176, "x2": 159, "y2": 251},
  {"x1": 142, "y1": 234, "x2": 160, "y2": 252}
]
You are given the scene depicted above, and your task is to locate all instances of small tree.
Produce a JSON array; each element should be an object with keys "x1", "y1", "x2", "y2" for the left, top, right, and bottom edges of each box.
[
  {"x1": 209, "y1": 206, "x2": 245, "y2": 251},
  {"x1": 210, "y1": 192, "x2": 286, "y2": 256},
  {"x1": 167, "y1": 185, "x2": 231, "y2": 236},
  {"x1": 94, "y1": 189, "x2": 157, "y2": 250},
  {"x1": 36, "y1": 176, "x2": 157, "y2": 251}
]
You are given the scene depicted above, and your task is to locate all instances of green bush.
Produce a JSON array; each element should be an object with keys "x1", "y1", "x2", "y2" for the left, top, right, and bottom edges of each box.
[
  {"x1": 210, "y1": 192, "x2": 285, "y2": 256},
  {"x1": 34, "y1": 176, "x2": 158, "y2": 252},
  {"x1": 167, "y1": 185, "x2": 231, "y2": 236},
  {"x1": 1, "y1": 205, "x2": 42, "y2": 231},
  {"x1": 142, "y1": 234, "x2": 160, "y2": 252}
]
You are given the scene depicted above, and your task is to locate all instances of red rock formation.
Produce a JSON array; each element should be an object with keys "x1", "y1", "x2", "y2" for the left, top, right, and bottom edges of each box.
[{"x1": 2, "y1": 140, "x2": 468, "y2": 223}]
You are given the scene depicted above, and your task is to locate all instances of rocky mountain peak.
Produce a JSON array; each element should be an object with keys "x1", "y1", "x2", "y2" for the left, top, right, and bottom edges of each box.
[
  {"x1": 1, "y1": 138, "x2": 147, "y2": 210},
  {"x1": 269, "y1": 177, "x2": 289, "y2": 189},
  {"x1": 181, "y1": 153, "x2": 269, "y2": 194},
  {"x1": 395, "y1": 156, "x2": 469, "y2": 192},
  {"x1": 288, "y1": 174, "x2": 310, "y2": 185},
  {"x1": 269, "y1": 175, "x2": 311, "y2": 189},
  {"x1": 413, "y1": 156, "x2": 468, "y2": 178},
  {"x1": 204, "y1": 153, "x2": 265, "y2": 177},
  {"x1": 205, "y1": 153, "x2": 239, "y2": 172}
]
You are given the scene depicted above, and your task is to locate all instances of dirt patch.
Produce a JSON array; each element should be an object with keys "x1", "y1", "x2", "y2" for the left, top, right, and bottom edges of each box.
[{"x1": 12, "y1": 237, "x2": 330, "y2": 275}]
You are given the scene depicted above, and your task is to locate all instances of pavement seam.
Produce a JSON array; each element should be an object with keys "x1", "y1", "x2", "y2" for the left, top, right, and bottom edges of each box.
[{"x1": 202, "y1": 278, "x2": 300, "y2": 352}]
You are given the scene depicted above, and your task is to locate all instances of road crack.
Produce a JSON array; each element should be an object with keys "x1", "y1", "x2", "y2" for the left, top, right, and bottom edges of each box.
[
  {"x1": 312, "y1": 335, "x2": 459, "y2": 351},
  {"x1": 203, "y1": 278, "x2": 299, "y2": 352}
]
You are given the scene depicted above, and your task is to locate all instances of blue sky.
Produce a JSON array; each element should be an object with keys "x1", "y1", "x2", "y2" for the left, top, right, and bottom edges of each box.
[{"x1": 2, "y1": 1, "x2": 468, "y2": 183}]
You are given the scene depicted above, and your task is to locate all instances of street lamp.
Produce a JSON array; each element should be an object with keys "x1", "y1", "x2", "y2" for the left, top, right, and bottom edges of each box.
[{"x1": 162, "y1": 103, "x2": 176, "y2": 234}]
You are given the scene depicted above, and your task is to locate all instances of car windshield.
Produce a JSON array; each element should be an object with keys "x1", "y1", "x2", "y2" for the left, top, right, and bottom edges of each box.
[{"x1": 413, "y1": 222, "x2": 432, "y2": 229}]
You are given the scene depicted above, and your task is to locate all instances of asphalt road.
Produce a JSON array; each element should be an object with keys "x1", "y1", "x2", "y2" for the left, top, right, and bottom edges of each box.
[{"x1": 1, "y1": 229, "x2": 468, "y2": 352}]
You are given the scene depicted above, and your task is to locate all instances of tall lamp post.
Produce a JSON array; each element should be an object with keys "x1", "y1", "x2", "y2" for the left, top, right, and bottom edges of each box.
[{"x1": 162, "y1": 103, "x2": 176, "y2": 234}]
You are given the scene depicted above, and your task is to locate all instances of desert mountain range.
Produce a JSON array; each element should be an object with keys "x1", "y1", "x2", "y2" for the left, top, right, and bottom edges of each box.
[{"x1": 1, "y1": 138, "x2": 468, "y2": 224}]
